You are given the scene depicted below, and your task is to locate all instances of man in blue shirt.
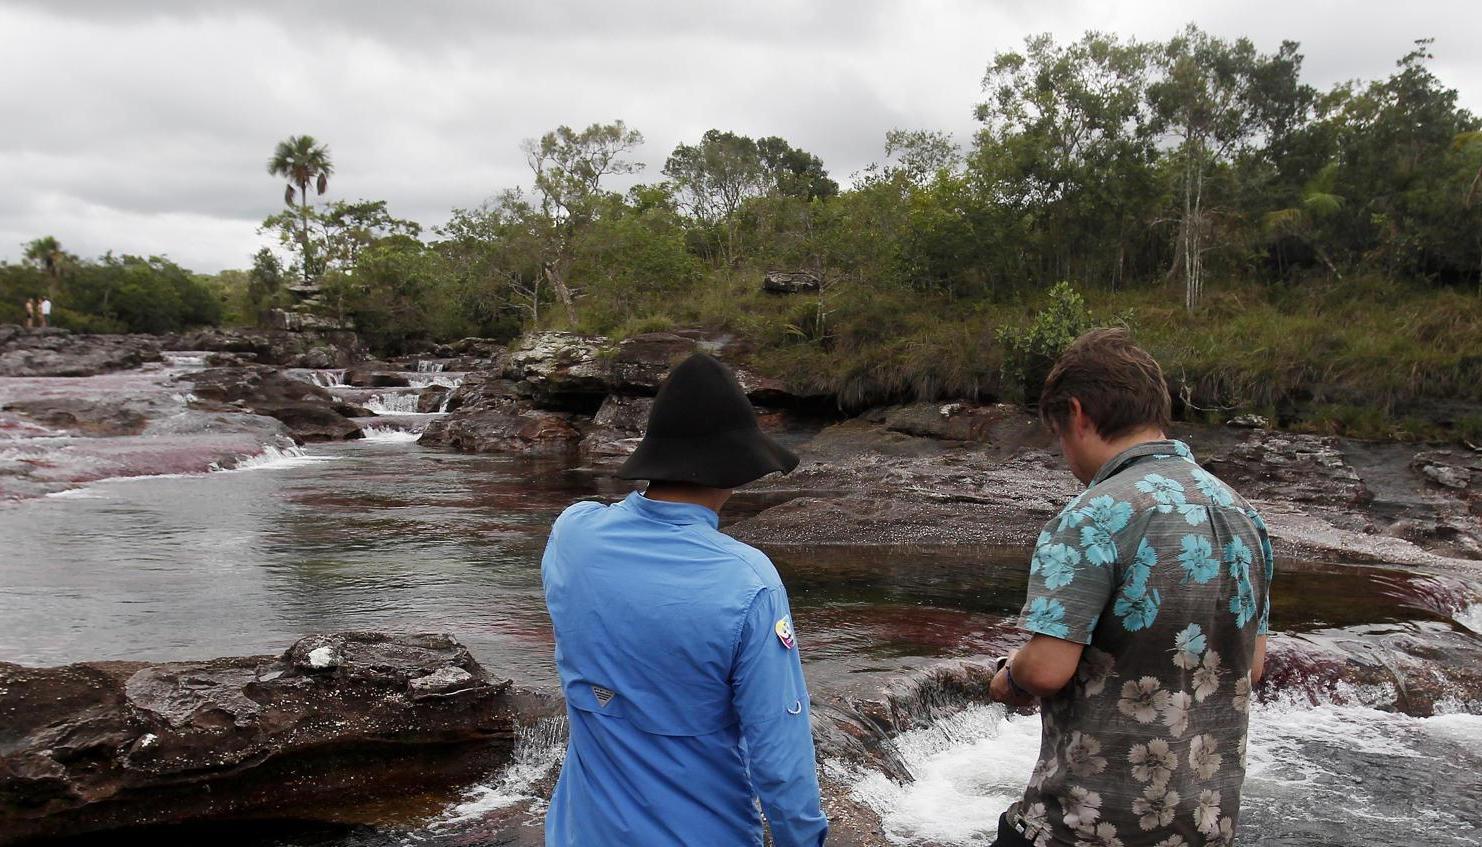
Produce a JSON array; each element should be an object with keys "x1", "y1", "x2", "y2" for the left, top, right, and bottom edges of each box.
[{"x1": 542, "y1": 352, "x2": 829, "y2": 846}]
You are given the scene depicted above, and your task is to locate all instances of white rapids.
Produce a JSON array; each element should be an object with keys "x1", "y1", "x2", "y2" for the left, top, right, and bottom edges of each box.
[{"x1": 844, "y1": 690, "x2": 1482, "y2": 846}]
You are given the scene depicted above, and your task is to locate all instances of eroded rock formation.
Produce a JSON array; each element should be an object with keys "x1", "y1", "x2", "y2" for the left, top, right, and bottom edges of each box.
[{"x1": 0, "y1": 632, "x2": 558, "y2": 845}]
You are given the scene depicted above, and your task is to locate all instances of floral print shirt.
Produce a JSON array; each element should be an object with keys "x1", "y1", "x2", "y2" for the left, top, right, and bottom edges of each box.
[{"x1": 1011, "y1": 440, "x2": 1273, "y2": 847}]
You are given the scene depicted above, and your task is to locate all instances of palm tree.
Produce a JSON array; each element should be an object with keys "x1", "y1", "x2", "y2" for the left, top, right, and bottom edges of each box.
[
  {"x1": 267, "y1": 135, "x2": 333, "y2": 283},
  {"x1": 23, "y1": 236, "x2": 66, "y2": 300}
]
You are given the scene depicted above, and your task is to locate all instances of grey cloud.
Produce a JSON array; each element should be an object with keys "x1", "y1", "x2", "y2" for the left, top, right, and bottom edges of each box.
[{"x1": 1, "y1": 0, "x2": 1478, "y2": 272}]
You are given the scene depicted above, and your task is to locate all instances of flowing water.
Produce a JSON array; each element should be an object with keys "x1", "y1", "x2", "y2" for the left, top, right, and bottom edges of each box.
[{"x1": 3, "y1": 393, "x2": 1481, "y2": 845}]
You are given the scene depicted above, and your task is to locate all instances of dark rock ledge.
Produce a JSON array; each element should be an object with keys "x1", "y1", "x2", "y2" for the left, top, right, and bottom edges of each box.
[{"x1": 0, "y1": 632, "x2": 559, "y2": 845}]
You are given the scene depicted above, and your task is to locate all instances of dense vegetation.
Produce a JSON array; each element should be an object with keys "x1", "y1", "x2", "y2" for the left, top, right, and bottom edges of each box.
[{"x1": 3, "y1": 28, "x2": 1480, "y2": 439}]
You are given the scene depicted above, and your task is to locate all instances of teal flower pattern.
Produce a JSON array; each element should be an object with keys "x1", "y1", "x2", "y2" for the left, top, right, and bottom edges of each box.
[
  {"x1": 1191, "y1": 467, "x2": 1235, "y2": 508},
  {"x1": 1078, "y1": 495, "x2": 1133, "y2": 566},
  {"x1": 1136, "y1": 473, "x2": 1186, "y2": 506},
  {"x1": 1115, "y1": 586, "x2": 1162, "y2": 631},
  {"x1": 1177, "y1": 534, "x2": 1220, "y2": 584},
  {"x1": 1033, "y1": 542, "x2": 1082, "y2": 590},
  {"x1": 1026, "y1": 596, "x2": 1070, "y2": 638}
]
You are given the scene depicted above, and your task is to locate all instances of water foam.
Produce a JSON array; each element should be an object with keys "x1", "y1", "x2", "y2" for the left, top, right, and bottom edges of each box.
[
  {"x1": 1456, "y1": 602, "x2": 1482, "y2": 636},
  {"x1": 364, "y1": 392, "x2": 422, "y2": 414},
  {"x1": 436, "y1": 716, "x2": 567, "y2": 826},
  {"x1": 851, "y1": 693, "x2": 1482, "y2": 846},
  {"x1": 844, "y1": 705, "x2": 1037, "y2": 846},
  {"x1": 213, "y1": 444, "x2": 337, "y2": 473},
  {"x1": 358, "y1": 426, "x2": 422, "y2": 443}
]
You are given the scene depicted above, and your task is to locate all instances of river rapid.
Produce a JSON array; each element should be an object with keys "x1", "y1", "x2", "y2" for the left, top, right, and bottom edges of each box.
[{"x1": 2, "y1": 367, "x2": 1481, "y2": 846}]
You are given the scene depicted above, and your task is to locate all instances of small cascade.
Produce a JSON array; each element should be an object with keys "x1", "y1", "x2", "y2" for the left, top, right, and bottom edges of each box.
[
  {"x1": 417, "y1": 360, "x2": 447, "y2": 374},
  {"x1": 409, "y1": 374, "x2": 462, "y2": 389},
  {"x1": 436, "y1": 714, "x2": 568, "y2": 826},
  {"x1": 357, "y1": 426, "x2": 421, "y2": 443},
  {"x1": 439, "y1": 392, "x2": 454, "y2": 414},
  {"x1": 308, "y1": 370, "x2": 348, "y2": 388},
  {"x1": 364, "y1": 392, "x2": 421, "y2": 414},
  {"x1": 161, "y1": 352, "x2": 208, "y2": 369}
]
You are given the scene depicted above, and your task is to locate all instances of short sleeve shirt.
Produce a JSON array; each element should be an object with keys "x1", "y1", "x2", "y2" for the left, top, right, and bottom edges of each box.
[{"x1": 1011, "y1": 440, "x2": 1273, "y2": 847}]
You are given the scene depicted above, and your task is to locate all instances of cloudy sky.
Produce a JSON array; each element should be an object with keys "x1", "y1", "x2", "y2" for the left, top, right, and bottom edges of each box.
[{"x1": 2, "y1": 0, "x2": 1479, "y2": 273}]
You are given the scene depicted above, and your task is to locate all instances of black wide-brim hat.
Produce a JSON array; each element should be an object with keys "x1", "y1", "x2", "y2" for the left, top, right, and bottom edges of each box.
[{"x1": 618, "y1": 352, "x2": 799, "y2": 489}]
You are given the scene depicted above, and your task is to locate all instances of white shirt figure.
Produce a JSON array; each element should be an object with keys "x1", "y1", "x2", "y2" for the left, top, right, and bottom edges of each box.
[{"x1": 40, "y1": 299, "x2": 51, "y2": 316}]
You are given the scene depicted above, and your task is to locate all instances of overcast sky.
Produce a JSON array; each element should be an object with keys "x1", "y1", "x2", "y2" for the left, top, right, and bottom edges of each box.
[{"x1": 2, "y1": 0, "x2": 1479, "y2": 273}]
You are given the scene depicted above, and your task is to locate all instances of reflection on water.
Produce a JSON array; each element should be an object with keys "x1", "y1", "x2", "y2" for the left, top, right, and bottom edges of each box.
[{"x1": 0, "y1": 440, "x2": 1473, "y2": 685}]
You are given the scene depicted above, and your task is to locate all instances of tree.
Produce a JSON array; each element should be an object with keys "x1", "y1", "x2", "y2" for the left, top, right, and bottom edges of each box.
[
  {"x1": 316, "y1": 199, "x2": 422, "y2": 272},
  {"x1": 246, "y1": 248, "x2": 286, "y2": 323},
  {"x1": 23, "y1": 236, "x2": 67, "y2": 300},
  {"x1": 973, "y1": 32, "x2": 1158, "y2": 290},
  {"x1": 663, "y1": 130, "x2": 770, "y2": 264},
  {"x1": 1148, "y1": 27, "x2": 1309, "y2": 309},
  {"x1": 522, "y1": 121, "x2": 645, "y2": 324},
  {"x1": 267, "y1": 135, "x2": 334, "y2": 284}
]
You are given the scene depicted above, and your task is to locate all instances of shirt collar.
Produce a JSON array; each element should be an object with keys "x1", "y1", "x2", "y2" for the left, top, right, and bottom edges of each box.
[
  {"x1": 622, "y1": 491, "x2": 720, "y2": 529},
  {"x1": 1090, "y1": 439, "x2": 1195, "y2": 487}
]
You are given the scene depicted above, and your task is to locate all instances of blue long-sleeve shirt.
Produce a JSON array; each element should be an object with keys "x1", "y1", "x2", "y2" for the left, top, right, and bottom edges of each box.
[{"x1": 541, "y1": 492, "x2": 829, "y2": 847}]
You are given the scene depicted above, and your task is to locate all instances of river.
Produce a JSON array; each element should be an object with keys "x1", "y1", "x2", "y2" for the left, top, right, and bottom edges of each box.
[{"x1": 2, "y1": 378, "x2": 1481, "y2": 845}]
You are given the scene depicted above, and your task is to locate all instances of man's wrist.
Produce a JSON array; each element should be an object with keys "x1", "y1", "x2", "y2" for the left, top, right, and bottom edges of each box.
[{"x1": 1004, "y1": 660, "x2": 1034, "y2": 699}]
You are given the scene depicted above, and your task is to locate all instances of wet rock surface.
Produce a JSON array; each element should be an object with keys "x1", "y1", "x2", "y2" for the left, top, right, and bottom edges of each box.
[
  {"x1": 730, "y1": 413, "x2": 1482, "y2": 569},
  {"x1": 182, "y1": 367, "x2": 369, "y2": 443},
  {"x1": 0, "y1": 327, "x2": 162, "y2": 378},
  {"x1": 159, "y1": 328, "x2": 367, "y2": 369},
  {"x1": 0, "y1": 632, "x2": 543, "y2": 845}
]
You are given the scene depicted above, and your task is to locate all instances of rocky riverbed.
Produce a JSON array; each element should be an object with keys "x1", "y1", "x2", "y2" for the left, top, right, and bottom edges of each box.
[{"x1": 3, "y1": 324, "x2": 1481, "y2": 845}]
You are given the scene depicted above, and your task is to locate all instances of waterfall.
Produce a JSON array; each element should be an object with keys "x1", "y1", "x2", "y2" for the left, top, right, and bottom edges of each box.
[
  {"x1": 364, "y1": 392, "x2": 421, "y2": 414},
  {"x1": 417, "y1": 360, "x2": 447, "y2": 374},
  {"x1": 436, "y1": 714, "x2": 568, "y2": 825},
  {"x1": 308, "y1": 370, "x2": 347, "y2": 388}
]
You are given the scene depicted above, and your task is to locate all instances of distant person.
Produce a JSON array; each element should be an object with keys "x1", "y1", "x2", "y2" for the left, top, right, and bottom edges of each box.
[
  {"x1": 989, "y1": 328, "x2": 1272, "y2": 847},
  {"x1": 38, "y1": 297, "x2": 51, "y2": 328},
  {"x1": 23, "y1": 298, "x2": 35, "y2": 328},
  {"x1": 541, "y1": 352, "x2": 828, "y2": 847}
]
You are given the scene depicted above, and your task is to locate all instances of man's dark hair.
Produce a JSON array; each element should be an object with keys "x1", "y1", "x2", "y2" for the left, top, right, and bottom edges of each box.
[{"x1": 1038, "y1": 328, "x2": 1171, "y2": 439}]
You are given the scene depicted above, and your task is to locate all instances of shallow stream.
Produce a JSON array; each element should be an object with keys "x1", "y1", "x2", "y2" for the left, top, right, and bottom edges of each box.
[{"x1": 2, "y1": 378, "x2": 1480, "y2": 846}]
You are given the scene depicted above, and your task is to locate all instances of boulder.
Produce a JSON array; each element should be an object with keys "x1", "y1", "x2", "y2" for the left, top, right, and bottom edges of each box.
[
  {"x1": 502, "y1": 332, "x2": 610, "y2": 412},
  {"x1": 865, "y1": 402, "x2": 1052, "y2": 451},
  {"x1": 419, "y1": 406, "x2": 582, "y2": 455},
  {"x1": 0, "y1": 633, "x2": 540, "y2": 844},
  {"x1": 1, "y1": 397, "x2": 154, "y2": 437},
  {"x1": 418, "y1": 384, "x2": 454, "y2": 414},
  {"x1": 762, "y1": 271, "x2": 822, "y2": 294},
  {"x1": 607, "y1": 333, "x2": 699, "y2": 394},
  {"x1": 1412, "y1": 450, "x2": 1479, "y2": 491},
  {"x1": 159, "y1": 329, "x2": 367, "y2": 369},
  {"x1": 1202, "y1": 431, "x2": 1372, "y2": 510},
  {"x1": 0, "y1": 327, "x2": 161, "y2": 377},
  {"x1": 1227, "y1": 413, "x2": 1271, "y2": 429},
  {"x1": 580, "y1": 395, "x2": 654, "y2": 459},
  {"x1": 181, "y1": 367, "x2": 368, "y2": 442},
  {"x1": 343, "y1": 367, "x2": 412, "y2": 388}
]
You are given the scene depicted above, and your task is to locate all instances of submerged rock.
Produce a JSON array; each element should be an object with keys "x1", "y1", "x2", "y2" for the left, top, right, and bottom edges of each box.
[
  {"x1": 0, "y1": 632, "x2": 546, "y2": 845},
  {"x1": 0, "y1": 327, "x2": 161, "y2": 377}
]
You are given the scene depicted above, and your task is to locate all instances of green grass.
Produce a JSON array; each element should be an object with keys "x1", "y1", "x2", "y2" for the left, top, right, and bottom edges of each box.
[{"x1": 568, "y1": 268, "x2": 1482, "y2": 441}]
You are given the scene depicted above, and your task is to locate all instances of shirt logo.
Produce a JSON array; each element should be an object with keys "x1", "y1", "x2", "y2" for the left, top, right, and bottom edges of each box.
[
  {"x1": 592, "y1": 685, "x2": 615, "y2": 707},
  {"x1": 775, "y1": 617, "x2": 796, "y2": 650}
]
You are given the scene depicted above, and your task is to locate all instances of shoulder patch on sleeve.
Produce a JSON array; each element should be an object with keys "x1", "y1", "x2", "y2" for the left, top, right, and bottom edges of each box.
[{"x1": 775, "y1": 616, "x2": 796, "y2": 649}]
